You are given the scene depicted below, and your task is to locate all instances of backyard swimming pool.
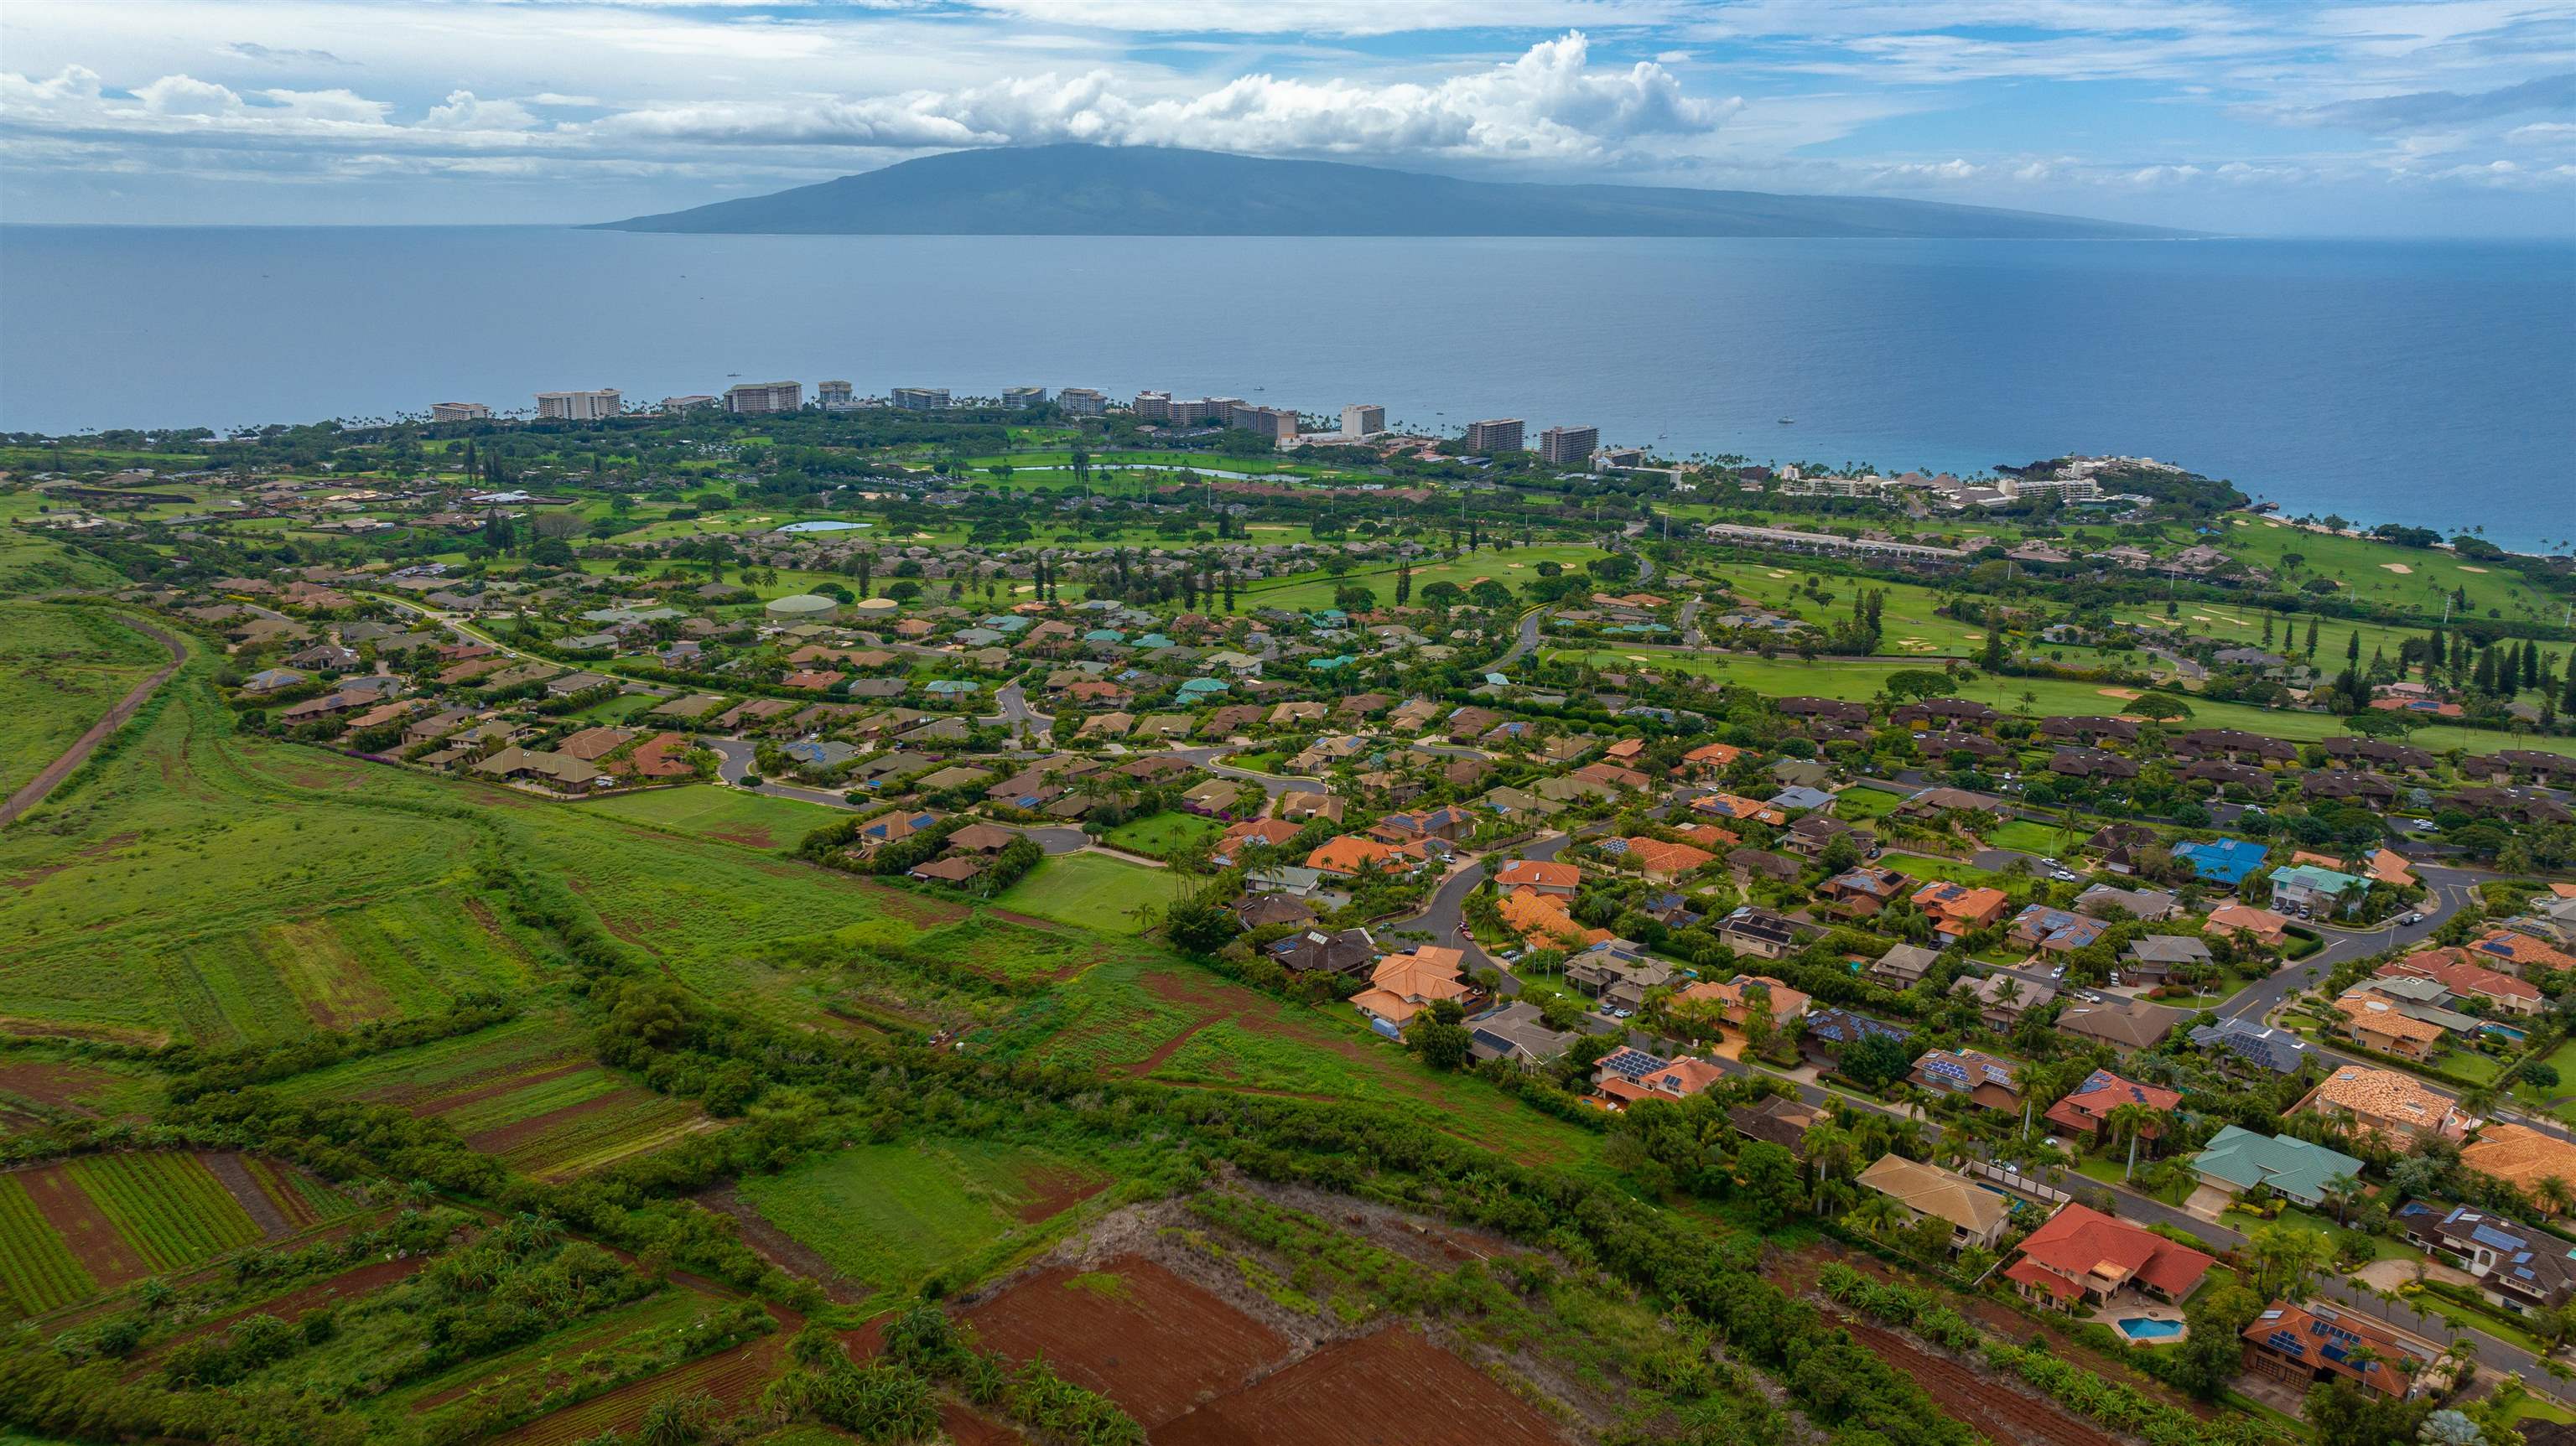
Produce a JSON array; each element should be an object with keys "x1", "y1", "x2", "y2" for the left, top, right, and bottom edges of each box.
[{"x1": 2116, "y1": 1317, "x2": 2185, "y2": 1340}]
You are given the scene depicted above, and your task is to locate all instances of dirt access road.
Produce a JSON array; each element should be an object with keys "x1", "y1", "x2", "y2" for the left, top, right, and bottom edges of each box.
[{"x1": 0, "y1": 615, "x2": 184, "y2": 828}]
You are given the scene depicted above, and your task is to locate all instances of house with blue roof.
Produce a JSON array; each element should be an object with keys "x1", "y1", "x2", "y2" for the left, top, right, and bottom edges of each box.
[
  {"x1": 2189, "y1": 1125, "x2": 2361, "y2": 1208},
  {"x1": 2173, "y1": 837, "x2": 2268, "y2": 887},
  {"x1": 1134, "y1": 633, "x2": 1174, "y2": 650},
  {"x1": 1307, "y1": 655, "x2": 1354, "y2": 671},
  {"x1": 923, "y1": 678, "x2": 980, "y2": 696},
  {"x1": 1177, "y1": 677, "x2": 1228, "y2": 697}
]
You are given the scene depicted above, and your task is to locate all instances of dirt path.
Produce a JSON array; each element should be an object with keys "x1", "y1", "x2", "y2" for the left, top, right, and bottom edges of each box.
[
  {"x1": 692, "y1": 1184, "x2": 869, "y2": 1304},
  {"x1": 1, "y1": 615, "x2": 184, "y2": 827},
  {"x1": 196, "y1": 1151, "x2": 293, "y2": 1241}
]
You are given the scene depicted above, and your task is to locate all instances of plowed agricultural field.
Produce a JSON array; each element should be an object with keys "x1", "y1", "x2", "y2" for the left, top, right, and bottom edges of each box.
[
  {"x1": 1155, "y1": 1327, "x2": 1564, "y2": 1446},
  {"x1": 960, "y1": 1256, "x2": 1288, "y2": 1428},
  {"x1": 0, "y1": 1151, "x2": 359, "y2": 1314},
  {"x1": 263, "y1": 1017, "x2": 714, "y2": 1182}
]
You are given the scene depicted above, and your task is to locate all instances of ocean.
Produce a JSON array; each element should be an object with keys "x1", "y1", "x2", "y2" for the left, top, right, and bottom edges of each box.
[{"x1": 2, "y1": 227, "x2": 2569, "y2": 548}]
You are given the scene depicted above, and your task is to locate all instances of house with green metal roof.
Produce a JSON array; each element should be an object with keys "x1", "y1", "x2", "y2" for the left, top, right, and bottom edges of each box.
[
  {"x1": 2189, "y1": 1125, "x2": 2363, "y2": 1208},
  {"x1": 2270, "y1": 863, "x2": 2370, "y2": 916}
]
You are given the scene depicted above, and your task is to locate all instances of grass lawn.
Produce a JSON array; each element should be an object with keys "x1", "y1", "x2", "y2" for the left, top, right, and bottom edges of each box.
[
  {"x1": 732, "y1": 1138, "x2": 1110, "y2": 1302},
  {"x1": 576, "y1": 785, "x2": 835, "y2": 850},
  {"x1": 567, "y1": 692, "x2": 662, "y2": 723},
  {"x1": 1241, "y1": 543, "x2": 1604, "y2": 613},
  {"x1": 1698, "y1": 562, "x2": 1986, "y2": 659},
  {"x1": 1831, "y1": 784, "x2": 1903, "y2": 819},
  {"x1": 1884, "y1": 852, "x2": 2007, "y2": 886},
  {"x1": 1102, "y1": 811, "x2": 1224, "y2": 860},
  {"x1": 2073, "y1": 1154, "x2": 2189, "y2": 1205},
  {"x1": 993, "y1": 852, "x2": 1172, "y2": 934},
  {"x1": 1986, "y1": 818, "x2": 2087, "y2": 856}
]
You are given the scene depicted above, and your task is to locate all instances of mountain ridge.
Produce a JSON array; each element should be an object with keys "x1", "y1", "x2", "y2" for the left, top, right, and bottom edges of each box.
[{"x1": 594, "y1": 143, "x2": 2189, "y2": 239}]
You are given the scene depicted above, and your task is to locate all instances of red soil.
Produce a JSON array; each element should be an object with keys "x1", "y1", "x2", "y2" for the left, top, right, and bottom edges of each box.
[
  {"x1": 0, "y1": 1060, "x2": 120, "y2": 1116},
  {"x1": 461, "y1": 1083, "x2": 662, "y2": 1160},
  {"x1": 1830, "y1": 1314, "x2": 2126, "y2": 1446},
  {"x1": 938, "y1": 1399, "x2": 1031, "y2": 1444},
  {"x1": 692, "y1": 1184, "x2": 869, "y2": 1304},
  {"x1": 961, "y1": 1255, "x2": 1289, "y2": 1428},
  {"x1": 1156, "y1": 1327, "x2": 1565, "y2": 1446},
  {"x1": 417, "y1": 1060, "x2": 591, "y2": 1116},
  {"x1": 1013, "y1": 1166, "x2": 1109, "y2": 1225},
  {"x1": 496, "y1": 1310, "x2": 793, "y2": 1446},
  {"x1": 16, "y1": 1162, "x2": 148, "y2": 1288},
  {"x1": 135, "y1": 1253, "x2": 431, "y2": 1369}
]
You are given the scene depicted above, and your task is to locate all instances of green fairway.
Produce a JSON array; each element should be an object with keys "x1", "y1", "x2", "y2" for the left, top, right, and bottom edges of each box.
[
  {"x1": 992, "y1": 852, "x2": 1171, "y2": 933},
  {"x1": 1241, "y1": 543, "x2": 1604, "y2": 612}
]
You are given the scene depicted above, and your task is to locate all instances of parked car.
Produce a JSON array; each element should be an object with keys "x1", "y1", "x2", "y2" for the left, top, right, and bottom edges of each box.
[{"x1": 2402, "y1": 911, "x2": 2425, "y2": 925}]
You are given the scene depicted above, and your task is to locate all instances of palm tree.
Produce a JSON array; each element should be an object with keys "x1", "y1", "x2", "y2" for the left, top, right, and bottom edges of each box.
[
  {"x1": 2537, "y1": 1174, "x2": 2575, "y2": 1219},
  {"x1": 1847, "y1": 1193, "x2": 1908, "y2": 1241},
  {"x1": 2104, "y1": 1102, "x2": 2159, "y2": 1181},
  {"x1": 2323, "y1": 1171, "x2": 2366, "y2": 1226}
]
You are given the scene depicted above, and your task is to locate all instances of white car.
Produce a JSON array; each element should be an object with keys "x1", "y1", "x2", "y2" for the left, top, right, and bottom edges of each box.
[
  {"x1": 2049, "y1": 966, "x2": 2065, "y2": 979},
  {"x1": 2402, "y1": 911, "x2": 2424, "y2": 925}
]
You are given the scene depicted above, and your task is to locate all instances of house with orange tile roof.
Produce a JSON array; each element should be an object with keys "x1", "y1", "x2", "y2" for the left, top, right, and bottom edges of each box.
[
  {"x1": 2241, "y1": 1299, "x2": 2443, "y2": 1400},
  {"x1": 1603, "y1": 738, "x2": 1647, "y2": 764},
  {"x1": 1692, "y1": 792, "x2": 1787, "y2": 826},
  {"x1": 2332, "y1": 995, "x2": 2447, "y2": 1061},
  {"x1": 1214, "y1": 817, "x2": 1303, "y2": 864},
  {"x1": 2365, "y1": 848, "x2": 2418, "y2": 888},
  {"x1": 1678, "y1": 975, "x2": 1810, "y2": 1031},
  {"x1": 2459, "y1": 1123, "x2": 2576, "y2": 1209},
  {"x1": 2298, "y1": 1065, "x2": 2476, "y2": 1146},
  {"x1": 1912, "y1": 881, "x2": 2009, "y2": 940},
  {"x1": 1673, "y1": 821, "x2": 1740, "y2": 851},
  {"x1": 1617, "y1": 837, "x2": 1716, "y2": 881},
  {"x1": 1681, "y1": 741, "x2": 1745, "y2": 775},
  {"x1": 2006, "y1": 1201, "x2": 2212, "y2": 1313},
  {"x1": 1498, "y1": 888, "x2": 1613, "y2": 951},
  {"x1": 1348, "y1": 947, "x2": 1472, "y2": 1029},
  {"x1": 2205, "y1": 901, "x2": 2290, "y2": 948},
  {"x1": 1306, "y1": 836, "x2": 1400, "y2": 876},
  {"x1": 1493, "y1": 858, "x2": 1581, "y2": 896},
  {"x1": 2043, "y1": 1069, "x2": 2183, "y2": 1143},
  {"x1": 2381, "y1": 949, "x2": 2542, "y2": 1016},
  {"x1": 2466, "y1": 929, "x2": 2576, "y2": 977},
  {"x1": 1572, "y1": 760, "x2": 1654, "y2": 792}
]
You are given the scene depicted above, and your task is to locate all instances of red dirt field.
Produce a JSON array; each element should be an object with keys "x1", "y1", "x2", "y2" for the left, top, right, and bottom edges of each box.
[
  {"x1": 410, "y1": 1060, "x2": 591, "y2": 1115},
  {"x1": 1156, "y1": 1328, "x2": 1564, "y2": 1446},
  {"x1": 939, "y1": 1399, "x2": 1031, "y2": 1445},
  {"x1": 460, "y1": 1084, "x2": 652, "y2": 1157},
  {"x1": 0, "y1": 1060, "x2": 123, "y2": 1117},
  {"x1": 1013, "y1": 1166, "x2": 1109, "y2": 1224},
  {"x1": 1830, "y1": 1314, "x2": 2124, "y2": 1446},
  {"x1": 961, "y1": 1255, "x2": 1288, "y2": 1427},
  {"x1": 18, "y1": 1163, "x2": 148, "y2": 1288}
]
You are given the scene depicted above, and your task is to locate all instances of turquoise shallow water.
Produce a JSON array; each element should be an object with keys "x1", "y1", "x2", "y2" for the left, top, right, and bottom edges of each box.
[{"x1": 3, "y1": 227, "x2": 2568, "y2": 547}]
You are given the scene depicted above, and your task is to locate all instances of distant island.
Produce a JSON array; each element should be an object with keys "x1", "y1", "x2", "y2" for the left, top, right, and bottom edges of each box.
[{"x1": 595, "y1": 143, "x2": 2186, "y2": 240}]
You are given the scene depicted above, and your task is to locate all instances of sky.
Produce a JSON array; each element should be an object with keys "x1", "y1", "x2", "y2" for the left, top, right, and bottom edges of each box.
[{"x1": 3, "y1": 0, "x2": 2573, "y2": 234}]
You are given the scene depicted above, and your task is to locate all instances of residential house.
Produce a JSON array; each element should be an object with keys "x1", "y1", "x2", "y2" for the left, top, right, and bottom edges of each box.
[
  {"x1": 2299, "y1": 1065, "x2": 2476, "y2": 1146},
  {"x1": 2270, "y1": 863, "x2": 2370, "y2": 918},
  {"x1": 1593, "y1": 1047, "x2": 1727, "y2": 1107},
  {"x1": 2120, "y1": 935, "x2": 2213, "y2": 987},
  {"x1": 2171, "y1": 838, "x2": 2268, "y2": 888},
  {"x1": 1617, "y1": 837, "x2": 1716, "y2": 881},
  {"x1": 2075, "y1": 884, "x2": 2179, "y2": 922},
  {"x1": 1858, "y1": 945, "x2": 1939, "y2": 994},
  {"x1": 1713, "y1": 906, "x2": 1816, "y2": 960},
  {"x1": 1909, "y1": 1048, "x2": 2022, "y2": 1112},
  {"x1": 1950, "y1": 972, "x2": 2055, "y2": 1030},
  {"x1": 2190, "y1": 1126, "x2": 2365, "y2": 1209},
  {"x1": 1727, "y1": 847, "x2": 1804, "y2": 889},
  {"x1": 1799, "y1": 1008, "x2": 1912, "y2": 1068},
  {"x1": 1680, "y1": 975, "x2": 1810, "y2": 1032},
  {"x1": 2206, "y1": 901, "x2": 2292, "y2": 948},
  {"x1": 2054, "y1": 998, "x2": 2189, "y2": 1055},
  {"x1": 2006, "y1": 1202, "x2": 2212, "y2": 1313},
  {"x1": 1854, "y1": 1155, "x2": 2011, "y2": 1252},
  {"x1": 2459, "y1": 1124, "x2": 2576, "y2": 1209},
  {"x1": 1350, "y1": 947, "x2": 1472, "y2": 1030},
  {"x1": 1820, "y1": 866, "x2": 1910, "y2": 919},
  {"x1": 2399, "y1": 1202, "x2": 2576, "y2": 1312},
  {"x1": 1466, "y1": 1001, "x2": 1577, "y2": 1066},
  {"x1": 2381, "y1": 950, "x2": 2543, "y2": 1017},
  {"x1": 2333, "y1": 994, "x2": 2447, "y2": 1060},
  {"x1": 1307, "y1": 836, "x2": 1406, "y2": 877},
  {"x1": 2044, "y1": 1068, "x2": 2183, "y2": 1143},
  {"x1": 1913, "y1": 881, "x2": 2010, "y2": 941},
  {"x1": 2007, "y1": 904, "x2": 2108, "y2": 955},
  {"x1": 1780, "y1": 813, "x2": 1862, "y2": 859},
  {"x1": 1727, "y1": 1093, "x2": 1827, "y2": 1152},
  {"x1": 1493, "y1": 858, "x2": 1581, "y2": 898},
  {"x1": 2240, "y1": 1300, "x2": 2441, "y2": 1401},
  {"x1": 2189, "y1": 1018, "x2": 2314, "y2": 1076}
]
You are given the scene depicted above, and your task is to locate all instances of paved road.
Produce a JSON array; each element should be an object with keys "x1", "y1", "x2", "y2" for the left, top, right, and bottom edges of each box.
[
  {"x1": 1497, "y1": 607, "x2": 1552, "y2": 667},
  {"x1": 1159, "y1": 746, "x2": 1327, "y2": 799},
  {"x1": 1384, "y1": 831, "x2": 1596, "y2": 998},
  {"x1": 0, "y1": 614, "x2": 184, "y2": 827},
  {"x1": 1676, "y1": 596, "x2": 1706, "y2": 648},
  {"x1": 703, "y1": 738, "x2": 865, "y2": 810}
]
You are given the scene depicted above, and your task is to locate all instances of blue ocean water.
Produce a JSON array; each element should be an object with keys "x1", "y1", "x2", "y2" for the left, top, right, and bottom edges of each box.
[{"x1": 2, "y1": 227, "x2": 2568, "y2": 547}]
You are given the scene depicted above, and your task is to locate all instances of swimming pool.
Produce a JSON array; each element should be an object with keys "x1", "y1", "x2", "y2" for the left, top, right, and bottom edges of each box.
[{"x1": 2116, "y1": 1317, "x2": 2185, "y2": 1340}]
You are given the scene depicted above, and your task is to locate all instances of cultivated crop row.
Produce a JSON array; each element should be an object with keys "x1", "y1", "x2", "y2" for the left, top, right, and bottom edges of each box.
[
  {"x1": 0, "y1": 1174, "x2": 96, "y2": 1316},
  {"x1": 66, "y1": 1153, "x2": 261, "y2": 1273}
]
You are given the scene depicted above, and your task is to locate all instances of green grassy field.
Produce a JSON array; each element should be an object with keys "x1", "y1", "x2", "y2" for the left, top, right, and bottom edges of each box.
[
  {"x1": 0, "y1": 604, "x2": 168, "y2": 797},
  {"x1": 992, "y1": 853, "x2": 1171, "y2": 934},
  {"x1": 1239, "y1": 543, "x2": 1604, "y2": 613},
  {"x1": 2210, "y1": 516, "x2": 2554, "y2": 623},
  {"x1": 733, "y1": 1138, "x2": 1107, "y2": 1301},
  {"x1": 575, "y1": 785, "x2": 834, "y2": 850},
  {"x1": 1545, "y1": 645, "x2": 2576, "y2": 757},
  {"x1": 1882, "y1": 853, "x2": 2007, "y2": 886},
  {"x1": 1699, "y1": 562, "x2": 1986, "y2": 658},
  {"x1": 1102, "y1": 811, "x2": 1223, "y2": 859},
  {"x1": 0, "y1": 534, "x2": 127, "y2": 596}
]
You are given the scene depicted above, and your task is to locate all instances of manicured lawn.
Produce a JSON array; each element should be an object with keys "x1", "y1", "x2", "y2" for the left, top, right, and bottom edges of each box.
[
  {"x1": 1831, "y1": 784, "x2": 1903, "y2": 819},
  {"x1": 1102, "y1": 811, "x2": 1224, "y2": 860},
  {"x1": 1987, "y1": 818, "x2": 2086, "y2": 856},
  {"x1": 1884, "y1": 852, "x2": 2007, "y2": 886},
  {"x1": 2072, "y1": 1154, "x2": 2189, "y2": 1205},
  {"x1": 567, "y1": 691, "x2": 662, "y2": 723},
  {"x1": 993, "y1": 852, "x2": 1172, "y2": 934},
  {"x1": 1242, "y1": 543, "x2": 1604, "y2": 613}
]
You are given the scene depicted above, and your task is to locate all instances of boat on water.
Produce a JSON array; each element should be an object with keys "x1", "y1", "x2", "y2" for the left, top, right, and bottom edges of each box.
[{"x1": 1777, "y1": 417, "x2": 1794, "y2": 424}]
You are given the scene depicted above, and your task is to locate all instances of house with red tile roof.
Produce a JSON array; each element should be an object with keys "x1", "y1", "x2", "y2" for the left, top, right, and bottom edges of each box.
[
  {"x1": 2005, "y1": 1202, "x2": 2212, "y2": 1312},
  {"x1": 1912, "y1": 881, "x2": 2009, "y2": 940},
  {"x1": 2381, "y1": 949, "x2": 2543, "y2": 1015},
  {"x1": 2044, "y1": 1069, "x2": 2183, "y2": 1144},
  {"x1": 1493, "y1": 858, "x2": 1581, "y2": 896}
]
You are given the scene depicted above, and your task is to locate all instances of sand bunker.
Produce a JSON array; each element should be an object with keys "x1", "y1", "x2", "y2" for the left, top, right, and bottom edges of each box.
[
  {"x1": 2098, "y1": 687, "x2": 2143, "y2": 700},
  {"x1": 2380, "y1": 563, "x2": 2413, "y2": 574},
  {"x1": 1767, "y1": 570, "x2": 1791, "y2": 579},
  {"x1": 2459, "y1": 566, "x2": 2490, "y2": 573}
]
